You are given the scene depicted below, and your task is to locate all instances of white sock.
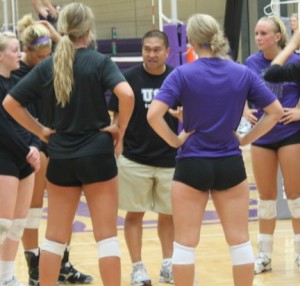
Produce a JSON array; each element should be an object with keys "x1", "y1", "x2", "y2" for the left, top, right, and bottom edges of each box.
[
  {"x1": 162, "y1": 258, "x2": 172, "y2": 265},
  {"x1": 258, "y1": 233, "x2": 273, "y2": 259},
  {"x1": 0, "y1": 261, "x2": 14, "y2": 282},
  {"x1": 26, "y1": 248, "x2": 39, "y2": 256},
  {"x1": 132, "y1": 261, "x2": 143, "y2": 267},
  {"x1": 295, "y1": 234, "x2": 300, "y2": 254}
]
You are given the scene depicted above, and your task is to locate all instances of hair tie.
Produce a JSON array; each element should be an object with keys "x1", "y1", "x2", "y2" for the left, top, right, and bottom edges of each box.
[
  {"x1": 202, "y1": 43, "x2": 211, "y2": 48},
  {"x1": 30, "y1": 36, "x2": 50, "y2": 45}
]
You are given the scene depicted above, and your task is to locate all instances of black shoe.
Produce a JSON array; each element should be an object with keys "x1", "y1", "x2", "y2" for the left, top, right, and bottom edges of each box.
[
  {"x1": 24, "y1": 251, "x2": 40, "y2": 286},
  {"x1": 58, "y1": 262, "x2": 93, "y2": 284}
]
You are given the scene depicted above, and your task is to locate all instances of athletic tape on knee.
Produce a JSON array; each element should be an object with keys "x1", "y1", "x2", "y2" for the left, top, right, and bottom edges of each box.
[
  {"x1": 287, "y1": 197, "x2": 300, "y2": 219},
  {"x1": 230, "y1": 241, "x2": 254, "y2": 266},
  {"x1": 258, "y1": 199, "x2": 277, "y2": 219},
  {"x1": 25, "y1": 208, "x2": 43, "y2": 229},
  {"x1": 40, "y1": 239, "x2": 67, "y2": 257},
  {"x1": 97, "y1": 236, "x2": 121, "y2": 259},
  {"x1": 6, "y1": 218, "x2": 26, "y2": 241},
  {"x1": 172, "y1": 241, "x2": 196, "y2": 265},
  {"x1": 0, "y1": 218, "x2": 12, "y2": 244}
]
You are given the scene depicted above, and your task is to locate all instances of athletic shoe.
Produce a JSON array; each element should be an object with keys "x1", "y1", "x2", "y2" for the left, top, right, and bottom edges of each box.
[
  {"x1": 58, "y1": 262, "x2": 93, "y2": 284},
  {"x1": 0, "y1": 277, "x2": 23, "y2": 286},
  {"x1": 130, "y1": 262, "x2": 152, "y2": 286},
  {"x1": 159, "y1": 259, "x2": 174, "y2": 284},
  {"x1": 254, "y1": 254, "x2": 272, "y2": 274},
  {"x1": 24, "y1": 251, "x2": 39, "y2": 286}
]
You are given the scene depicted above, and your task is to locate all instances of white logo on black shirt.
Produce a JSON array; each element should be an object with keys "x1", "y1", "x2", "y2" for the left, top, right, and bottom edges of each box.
[{"x1": 142, "y1": 88, "x2": 159, "y2": 108}]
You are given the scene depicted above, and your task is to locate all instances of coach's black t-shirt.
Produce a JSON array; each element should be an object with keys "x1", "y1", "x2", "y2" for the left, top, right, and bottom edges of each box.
[
  {"x1": 109, "y1": 64, "x2": 178, "y2": 168},
  {"x1": 10, "y1": 48, "x2": 125, "y2": 159}
]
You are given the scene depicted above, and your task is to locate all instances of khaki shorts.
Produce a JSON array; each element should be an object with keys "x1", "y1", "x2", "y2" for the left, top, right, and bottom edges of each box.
[{"x1": 117, "y1": 155, "x2": 174, "y2": 214}]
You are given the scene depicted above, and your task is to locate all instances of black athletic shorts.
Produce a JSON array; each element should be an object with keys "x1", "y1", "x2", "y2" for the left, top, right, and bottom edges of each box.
[
  {"x1": 173, "y1": 155, "x2": 246, "y2": 191},
  {"x1": 40, "y1": 141, "x2": 48, "y2": 157},
  {"x1": 0, "y1": 150, "x2": 33, "y2": 179},
  {"x1": 252, "y1": 130, "x2": 300, "y2": 151},
  {"x1": 46, "y1": 153, "x2": 118, "y2": 186}
]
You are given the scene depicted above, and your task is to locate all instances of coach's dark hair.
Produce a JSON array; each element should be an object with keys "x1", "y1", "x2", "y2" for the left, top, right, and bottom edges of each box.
[{"x1": 141, "y1": 30, "x2": 169, "y2": 48}]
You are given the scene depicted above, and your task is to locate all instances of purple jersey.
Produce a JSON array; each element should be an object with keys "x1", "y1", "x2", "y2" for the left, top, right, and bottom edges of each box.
[
  {"x1": 245, "y1": 52, "x2": 300, "y2": 144},
  {"x1": 154, "y1": 58, "x2": 276, "y2": 158}
]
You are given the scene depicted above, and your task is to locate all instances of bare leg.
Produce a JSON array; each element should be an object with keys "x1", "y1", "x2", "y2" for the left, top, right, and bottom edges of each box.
[
  {"x1": 39, "y1": 182, "x2": 81, "y2": 286},
  {"x1": 171, "y1": 181, "x2": 209, "y2": 286},
  {"x1": 212, "y1": 180, "x2": 254, "y2": 286},
  {"x1": 84, "y1": 177, "x2": 120, "y2": 286},
  {"x1": 124, "y1": 212, "x2": 145, "y2": 262},
  {"x1": 279, "y1": 144, "x2": 300, "y2": 233},
  {"x1": 157, "y1": 213, "x2": 174, "y2": 258},
  {"x1": 22, "y1": 152, "x2": 48, "y2": 250},
  {"x1": 251, "y1": 146, "x2": 278, "y2": 235},
  {"x1": 0, "y1": 173, "x2": 34, "y2": 282}
]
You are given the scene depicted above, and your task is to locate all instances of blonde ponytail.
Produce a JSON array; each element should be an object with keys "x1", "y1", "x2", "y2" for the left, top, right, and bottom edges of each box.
[
  {"x1": 53, "y1": 2, "x2": 94, "y2": 107},
  {"x1": 53, "y1": 35, "x2": 75, "y2": 107}
]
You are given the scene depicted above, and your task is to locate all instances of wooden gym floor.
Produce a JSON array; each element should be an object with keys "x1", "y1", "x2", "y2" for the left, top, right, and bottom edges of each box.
[{"x1": 15, "y1": 146, "x2": 300, "y2": 285}]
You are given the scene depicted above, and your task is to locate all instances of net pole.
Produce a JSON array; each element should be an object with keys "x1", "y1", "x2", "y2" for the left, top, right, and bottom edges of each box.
[
  {"x1": 2, "y1": 0, "x2": 8, "y2": 31},
  {"x1": 158, "y1": 0, "x2": 163, "y2": 31},
  {"x1": 15, "y1": 0, "x2": 19, "y2": 28},
  {"x1": 170, "y1": 0, "x2": 177, "y2": 24},
  {"x1": 151, "y1": 0, "x2": 156, "y2": 30},
  {"x1": 11, "y1": 0, "x2": 16, "y2": 32},
  {"x1": 272, "y1": 0, "x2": 280, "y2": 15}
]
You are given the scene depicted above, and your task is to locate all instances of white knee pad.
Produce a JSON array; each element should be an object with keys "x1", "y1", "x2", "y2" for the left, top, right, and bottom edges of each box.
[
  {"x1": 172, "y1": 241, "x2": 196, "y2": 265},
  {"x1": 0, "y1": 218, "x2": 12, "y2": 244},
  {"x1": 7, "y1": 218, "x2": 26, "y2": 241},
  {"x1": 97, "y1": 236, "x2": 121, "y2": 259},
  {"x1": 25, "y1": 208, "x2": 43, "y2": 229},
  {"x1": 258, "y1": 199, "x2": 277, "y2": 219},
  {"x1": 287, "y1": 198, "x2": 300, "y2": 219},
  {"x1": 230, "y1": 241, "x2": 254, "y2": 266},
  {"x1": 40, "y1": 239, "x2": 67, "y2": 257}
]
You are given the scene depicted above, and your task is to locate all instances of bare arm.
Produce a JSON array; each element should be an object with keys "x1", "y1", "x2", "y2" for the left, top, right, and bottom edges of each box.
[
  {"x1": 3, "y1": 95, "x2": 55, "y2": 143},
  {"x1": 279, "y1": 106, "x2": 300, "y2": 125},
  {"x1": 237, "y1": 99, "x2": 284, "y2": 146},
  {"x1": 38, "y1": 20, "x2": 61, "y2": 43},
  {"x1": 168, "y1": 106, "x2": 183, "y2": 122},
  {"x1": 101, "y1": 82, "x2": 134, "y2": 157},
  {"x1": 243, "y1": 102, "x2": 258, "y2": 125},
  {"x1": 271, "y1": 31, "x2": 300, "y2": 66},
  {"x1": 112, "y1": 81, "x2": 134, "y2": 136},
  {"x1": 147, "y1": 100, "x2": 193, "y2": 148},
  {"x1": 43, "y1": 0, "x2": 58, "y2": 18},
  {"x1": 32, "y1": 0, "x2": 48, "y2": 18}
]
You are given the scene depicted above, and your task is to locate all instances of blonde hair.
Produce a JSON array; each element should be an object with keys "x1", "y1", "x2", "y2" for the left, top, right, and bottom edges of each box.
[
  {"x1": 187, "y1": 14, "x2": 230, "y2": 59},
  {"x1": 53, "y1": 3, "x2": 95, "y2": 107},
  {"x1": 18, "y1": 14, "x2": 51, "y2": 51},
  {"x1": 0, "y1": 31, "x2": 17, "y2": 52},
  {"x1": 258, "y1": 16, "x2": 288, "y2": 49}
]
